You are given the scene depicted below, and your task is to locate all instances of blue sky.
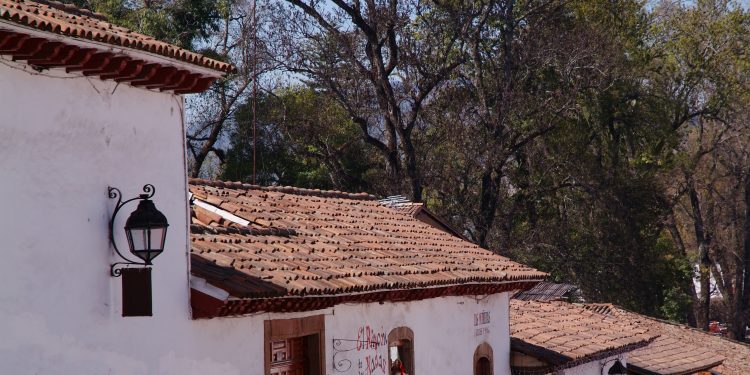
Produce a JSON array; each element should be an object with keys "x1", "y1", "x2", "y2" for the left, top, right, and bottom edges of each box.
[{"x1": 653, "y1": 0, "x2": 750, "y2": 8}]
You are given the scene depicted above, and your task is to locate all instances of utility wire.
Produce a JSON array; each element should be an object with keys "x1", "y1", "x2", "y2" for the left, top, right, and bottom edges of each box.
[{"x1": 252, "y1": 0, "x2": 258, "y2": 185}]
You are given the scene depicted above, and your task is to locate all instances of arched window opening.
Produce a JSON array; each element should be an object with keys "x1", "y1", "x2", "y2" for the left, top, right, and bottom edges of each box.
[
  {"x1": 475, "y1": 357, "x2": 491, "y2": 375},
  {"x1": 388, "y1": 327, "x2": 414, "y2": 375},
  {"x1": 474, "y1": 342, "x2": 494, "y2": 375}
]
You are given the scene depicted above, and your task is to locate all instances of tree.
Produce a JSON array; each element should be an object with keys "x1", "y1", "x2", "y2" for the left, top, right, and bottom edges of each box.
[
  {"x1": 653, "y1": 0, "x2": 750, "y2": 336},
  {"x1": 186, "y1": 0, "x2": 274, "y2": 178},
  {"x1": 419, "y1": 0, "x2": 696, "y2": 316},
  {"x1": 222, "y1": 87, "x2": 374, "y2": 192},
  {"x1": 270, "y1": 0, "x2": 476, "y2": 200},
  {"x1": 669, "y1": 116, "x2": 750, "y2": 338},
  {"x1": 422, "y1": 0, "x2": 635, "y2": 248}
]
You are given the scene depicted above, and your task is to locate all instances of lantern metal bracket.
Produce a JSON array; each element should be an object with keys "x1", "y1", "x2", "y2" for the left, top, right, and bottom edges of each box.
[{"x1": 108, "y1": 184, "x2": 155, "y2": 277}]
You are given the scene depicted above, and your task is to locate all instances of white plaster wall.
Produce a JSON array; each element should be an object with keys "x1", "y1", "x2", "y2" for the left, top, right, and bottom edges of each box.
[
  {"x1": 560, "y1": 355, "x2": 626, "y2": 375},
  {"x1": 186, "y1": 293, "x2": 511, "y2": 375},
  {"x1": 0, "y1": 58, "x2": 514, "y2": 374},
  {"x1": 0, "y1": 57, "x2": 191, "y2": 374},
  {"x1": 322, "y1": 293, "x2": 510, "y2": 375}
]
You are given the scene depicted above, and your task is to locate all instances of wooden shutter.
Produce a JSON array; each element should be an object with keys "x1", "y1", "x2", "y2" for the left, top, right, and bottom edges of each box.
[{"x1": 121, "y1": 267, "x2": 152, "y2": 317}]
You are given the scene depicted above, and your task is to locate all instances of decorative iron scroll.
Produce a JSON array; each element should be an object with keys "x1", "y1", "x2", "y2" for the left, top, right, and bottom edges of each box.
[{"x1": 331, "y1": 338, "x2": 383, "y2": 373}]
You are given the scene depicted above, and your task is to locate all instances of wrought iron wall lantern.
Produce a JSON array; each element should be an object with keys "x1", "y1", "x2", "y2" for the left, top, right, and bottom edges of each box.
[{"x1": 108, "y1": 184, "x2": 169, "y2": 277}]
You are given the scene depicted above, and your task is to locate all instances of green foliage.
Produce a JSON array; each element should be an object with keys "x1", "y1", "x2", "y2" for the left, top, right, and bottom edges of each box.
[
  {"x1": 416, "y1": 0, "x2": 699, "y2": 318},
  {"x1": 509, "y1": 1, "x2": 689, "y2": 315},
  {"x1": 222, "y1": 87, "x2": 374, "y2": 192},
  {"x1": 660, "y1": 254, "x2": 695, "y2": 322},
  {"x1": 63, "y1": 0, "x2": 222, "y2": 49}
]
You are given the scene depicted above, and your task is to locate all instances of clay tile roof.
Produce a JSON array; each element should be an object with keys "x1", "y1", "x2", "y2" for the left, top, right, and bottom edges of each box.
[
  {"x1": 585, "y1": 305, "x2": 738, "y2": 375},
  {"x1": 189, "y1": 179, "x2": 547, "y2": 316},
  {"x1": 513, "y1": 282, "x2": 578, "y2": 301},
  {"x1": 510, "y1": 300, "x2": 657, "y2": 367},
  {"x1": 0, "y1": 0, "x2": 233, "y2": 74},
  {"x1": 381, "y1": 197, "x2": 467, "y2": 240},
  {"x1": 581, "y1": 303, "x2": 615, "y2": 316},
  {"x1": 628, "y1": 337, "x2": 723, "y2": 375}
]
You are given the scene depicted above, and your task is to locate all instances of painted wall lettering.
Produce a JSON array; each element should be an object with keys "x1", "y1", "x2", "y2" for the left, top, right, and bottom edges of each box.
[
  {"x1": 475, "y1": 327, "x2": 490, "y2": 337},
  {"x1": 358, "y1": 353, "x2": 388, "y2": 375},
  {"x1": 333, "y1": 326, "x2": 389, "y2": 375},
  {"x1": 356, "y1": 326, "x2": 388, "y2": 375},
  {"x1": 474, "y1": 311, "x2": 491, "y2": 337},
  {"x1": 357, "y1": 325, "x2": 388, "y2": 351},
  {"x1": 474, "y1": 311, "x2": 490, "y2": 326}
]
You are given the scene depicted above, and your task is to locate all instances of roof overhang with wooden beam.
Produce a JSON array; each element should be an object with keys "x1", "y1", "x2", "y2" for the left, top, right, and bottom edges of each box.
[
  {"x1": 191, "y1": 276, "x2": 539, "y2": 319},
  {"x1": 0, "y1": 22, "x2": 225, "y2": 94}
]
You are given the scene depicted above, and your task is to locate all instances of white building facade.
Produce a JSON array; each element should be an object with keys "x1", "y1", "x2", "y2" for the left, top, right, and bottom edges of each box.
[{"x1": 0, "y1": 57, "x2": 518, "y2": 374}]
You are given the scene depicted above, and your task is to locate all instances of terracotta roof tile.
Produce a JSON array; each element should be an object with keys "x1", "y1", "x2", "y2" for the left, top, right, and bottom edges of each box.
[
  {"x1": 0, "y1": 0, "x2": 232, "y2": 73},
  {"x1": 510, "y1": 300, "x2": 656, "y2": 366},
  {"x1": 513, "y1": 282, "x2": 578, "y2": 301},
  {"x1": 585, "y1": 305, "x2": 738, "y2": 375},
  {"x1": 188, "y1": 179, "x2": 546, "y2": 315}
]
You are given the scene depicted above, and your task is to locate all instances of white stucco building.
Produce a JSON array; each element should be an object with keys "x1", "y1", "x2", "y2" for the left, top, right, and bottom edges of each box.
[
  {"x1": 0, "y1": 1, "x2": 548, "y2": 374},
  {"x1": 186, "y1": 180, "x2": 547, "y2": 374}
]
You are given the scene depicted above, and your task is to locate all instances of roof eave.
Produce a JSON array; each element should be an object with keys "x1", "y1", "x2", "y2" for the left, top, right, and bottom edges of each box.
[
  {"x1": 0, "y1": 21, "x2": 226, "y2": 78},
  {"x1": 511, "y1": 336, "x2": 657, "y2": 371},
  {"x1": 511, "y1": 337, "x2": 573, "y2": 366},
  {"x1": 191, "y1": 279, "x2": 544, "y2": 319}
]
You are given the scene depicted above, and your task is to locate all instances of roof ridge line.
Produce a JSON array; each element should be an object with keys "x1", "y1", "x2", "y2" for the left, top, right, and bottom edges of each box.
[
  {"x1": 21, "y1": 0, "x2": 108, "y2": 21},
  {"x1": 617, "y1": 307, "x2": 750, "y2": 347},
  {"x1": 190, "y1": 223, "x2": 296, "y2": 237},
  {"x1": 189, "y1": 178, "x2": 378, "y2": 201},
  {"x1": 581, "y1": 302, "x2": 750, "y2": 348}
]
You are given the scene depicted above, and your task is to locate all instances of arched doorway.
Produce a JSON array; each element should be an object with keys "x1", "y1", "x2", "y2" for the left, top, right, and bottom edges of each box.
[{"x1": 473, "y1": 342, "x2": 493, "y2": 375}]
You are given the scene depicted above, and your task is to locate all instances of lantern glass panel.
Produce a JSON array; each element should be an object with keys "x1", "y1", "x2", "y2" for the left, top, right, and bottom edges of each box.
[
  {"x1": 149, "y1": 226, "x2": 166, "y2": 250},
  {"x1": 128, "y1": 227, "x2": 149, "y2": 252}
]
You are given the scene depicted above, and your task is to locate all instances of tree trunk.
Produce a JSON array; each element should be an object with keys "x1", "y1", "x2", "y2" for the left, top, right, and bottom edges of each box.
[
  {"x1": 737, "y1": 170, "x2": 750, "y2": 341},
  {"x1": 400, "y1": 131, "x2": 422, "y2": 202},
  {"x1": 665, "y1": 216, "x2": 700, "y2": 327},
  {"x1": 476, "y1": 170, "x2": 500, "y2": 249},
  {"x1": 689, "y1": 183, "x2": 711, "y2": 331},
  {"x1": 190, "y1": 109, "x2": 227, "y2": 178}
]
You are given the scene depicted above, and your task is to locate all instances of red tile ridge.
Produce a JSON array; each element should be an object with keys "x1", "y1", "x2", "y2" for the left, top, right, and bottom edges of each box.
[
  {"x1": 191, "y1": 222, "x2": 297, "y2": 237},
  {"x1": 30, "y1": 0, "x2": 107, "y2": 21},
  {"x1": 189, "y1": 178, "x2": 378, "y2": 201}
]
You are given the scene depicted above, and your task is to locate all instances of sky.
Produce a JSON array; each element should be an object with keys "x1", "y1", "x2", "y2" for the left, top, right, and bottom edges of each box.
[{"x1": 651, "y1": 0, "x2": 750, "y2": 9}]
